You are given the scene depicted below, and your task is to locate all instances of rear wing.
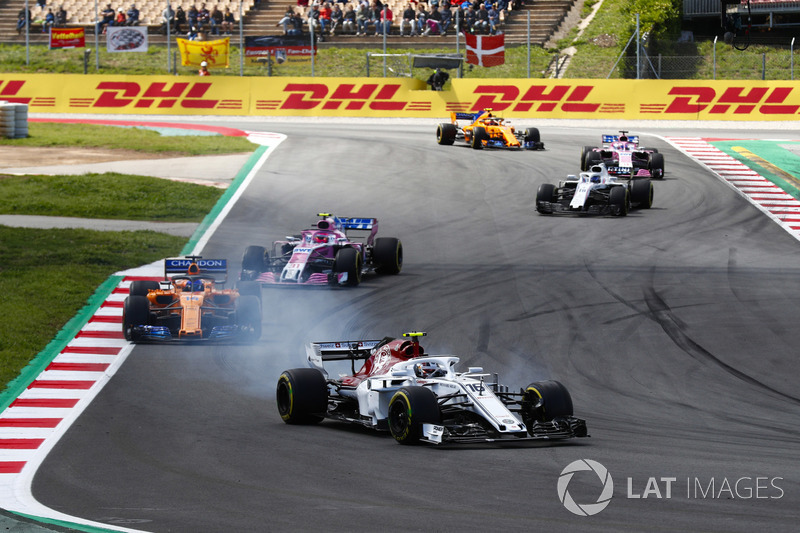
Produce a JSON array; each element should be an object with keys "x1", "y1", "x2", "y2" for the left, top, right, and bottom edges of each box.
[
  {"x1": 164, "y1": 256, "x2": 228, "y2": 283},
  {"x1": 602, "y1": 134, "x2": 640, "y2": 145},
  {"x1": 450, "y1": 109, "x2": 491, "y2": 125},
  {"x1": 340, "y1": 218, "x2": 378, "y2": 232},
  {"x1": 307, "y1": 339, "x2": 384, "y2": 362}
]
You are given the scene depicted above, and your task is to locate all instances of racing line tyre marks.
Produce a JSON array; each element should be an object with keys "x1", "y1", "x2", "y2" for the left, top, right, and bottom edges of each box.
[{"x1": 666, "y1": 137, "x2": 800, "y2": 242}]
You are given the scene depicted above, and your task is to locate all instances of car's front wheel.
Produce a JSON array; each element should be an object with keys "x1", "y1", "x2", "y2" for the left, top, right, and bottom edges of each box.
[
  {"x1": 521, "y1": 380, "x2": 574, "y2": 434},
  {"x1": 388, "y1": 386, "x2": 441, "y2": 444},
  {"x1": 536, "y1": 183, "x2": 557, "y2": 214},
  {"x1": 122, "y1": 295, "x2": 150, "y2": 342},
  {"x1": 332, "y1": 247, "x2": 362, "y2": 287},
  {"x1": 609, "y1": 186, "x2": 629, "y2": 216},
  {"x1": 471, "y1": 126, "x2": 488, "y2": 150}
]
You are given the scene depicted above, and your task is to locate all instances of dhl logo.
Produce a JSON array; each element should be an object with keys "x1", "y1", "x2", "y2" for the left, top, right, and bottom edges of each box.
[
  {"x1": 277, "y1": 83, "x2": 407, "y2": 110},
  {"x1": 91, "y1": 81, "x2": 217, "y2": 109},
  {"x1": 465, "y1": 84, "x2": 800, "y2": 116}
]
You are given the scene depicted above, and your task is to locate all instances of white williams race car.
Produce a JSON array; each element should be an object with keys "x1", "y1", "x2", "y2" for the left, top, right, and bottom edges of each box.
[
  {"x1": 276, "y1": 332, "x2": 588, "y2": 445},
  {"x1": 536, "y1": 162, "x2": 653, "y2": 217}
]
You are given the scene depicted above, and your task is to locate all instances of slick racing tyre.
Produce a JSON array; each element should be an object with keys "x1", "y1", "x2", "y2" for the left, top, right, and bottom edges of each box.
[
  {"x1": 332, "y1": 247, "x2": 362, "y2": 287},
  {"x1": 129, "y1": 280, "x2": 159, "y2": 297},
  {"x1": 235, "y1": 294, "x2": 261, "y2": 342},
  {"x1": 630, "y1": 178, "x2": 653, "y2": 209},
  {"x1": 388, "y1": 386, "x2": 442, "y2": 445},
  {"x1": 609, "y1": 186, "x2": 629, "y2": 217},
  {"x1": 648, "y1": 152, "x2": 665, "y2": 179},
  {"x1": 122, "y1": 295, "x2": 150, "y2": 342},
  {"x1": 522, "y1": 380, "x2": 574, "y2": 430},
  {"x1": 580, "y1": 146, "x2": 596, "y2": 170},
  {"x1": 471, "y1": 126, "x2": 488, "y2": 150},
  {"x1": 241, "y1": 245, "x2": 268, "y2": 281},
  {"x1": 276, "y1": 368, "x2": 328, "y2": 424},
  {"x1": 584, "y1": 150, "x2": 603, "y2": 170},
  {"x1": 536, "y1": 183, "x2": 557, "y2": 214},
  {"x1": 436, "y1": 123, "x2": 457, "y2": 145},
  {"x1": 373, "y1": 237, "x2": 403, "y2": 275},
  {"x1": 524, "y1": 127, "x2": 541, "y2": 143}
]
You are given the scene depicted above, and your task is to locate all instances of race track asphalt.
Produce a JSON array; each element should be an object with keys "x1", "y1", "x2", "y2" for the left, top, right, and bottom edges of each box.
[{"x1": 25, "y1": 121, "x2": 800, "y2": 532}]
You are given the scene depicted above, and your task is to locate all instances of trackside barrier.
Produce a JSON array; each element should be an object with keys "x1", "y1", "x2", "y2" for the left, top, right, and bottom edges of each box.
[
  {"x1": 0, "y1": 102, "x2": 28, "y2": 138},
  {"x1": 3, "y1": 74, "x2": 800, "y2": 120}
]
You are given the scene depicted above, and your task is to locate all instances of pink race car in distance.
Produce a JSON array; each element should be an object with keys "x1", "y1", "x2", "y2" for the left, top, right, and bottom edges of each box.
[{"x1": 240, "y1": 213, "x2": 403, "y2": 287}]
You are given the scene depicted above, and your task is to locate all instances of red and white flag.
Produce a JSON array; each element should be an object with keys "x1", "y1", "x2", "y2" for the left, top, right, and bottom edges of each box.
[{"x1": 465, "y1": 32, "x2": 504, "y2": 67}]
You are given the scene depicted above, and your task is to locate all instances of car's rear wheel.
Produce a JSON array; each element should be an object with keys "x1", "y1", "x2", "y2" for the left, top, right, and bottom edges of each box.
[
  {"x1": 276, "y1": 368, "x2": 328, "y2": 424},
  {"x1": 648, "y1": 152, "x2": 665, "y2": 179},
  {"x1": 580, "y1": 146, "x2": 597, "y2": 170},
  {"x1": 609, "y1": 186, "x2": 629, "y2": 217},
  {"x1": 471, "y1": 126, "x2": 488, "y2": 150},
  {"x1": 522, "y1": 380, "x2": 574, "y2": 428},
  {"x1": 388, "y1": 386, "x2": 441, "y2": 445},
  {"x1": 536, "y1": 183, "x2": 557, "y2": 214},
  {"x1": 332, "y1": 247, "x2": 362, "y2": 286},
  {"x1": 436, "y1": 123, "x2": 457, "y2": 145},
  {"x1": 373, "y1": 237, "x2": 403, "y2": 275},
  {"x1": 631, "y1": 178, "x2": 653, "y2": 208},
  {"x1": 122, "y1": 295, "x2": 150, "y2": 342},
  {"x1": 584, "y1": 150, "x2": 603, "y2": 170},
  {"x1": 241, "y1": 245, "x2": 268, "y2": 281},
  {"x1": 129, "y1": 280, "x2": 159, "y2": 297},
  {"x1": 235, "y1": 294, "x2": 261, "y2": 342}
]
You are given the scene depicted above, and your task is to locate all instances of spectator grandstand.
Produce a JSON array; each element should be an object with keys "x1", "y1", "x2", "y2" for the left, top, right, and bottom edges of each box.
[{"x1": 0, "y1": 0, "x2": 575, "y2": 46}]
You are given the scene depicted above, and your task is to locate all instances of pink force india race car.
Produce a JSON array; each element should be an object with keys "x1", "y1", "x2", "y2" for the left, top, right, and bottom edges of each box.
[
  {"x1": 276, "y1": 332, "x2": 588, "y2": 445},
  {"x1": 581, "y1": 131, "x2": 664, "y2": 179},
  {"x1": 240, "y1": 213, "x2": 402, "y2": 287}
]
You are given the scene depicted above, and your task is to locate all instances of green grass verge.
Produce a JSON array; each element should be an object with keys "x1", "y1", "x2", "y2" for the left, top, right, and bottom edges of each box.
[
  {"x1": 0, "y1": 226, "x2": 185, "y2": 390},
  {"x1": 0, "y1": 173, "x2": 225, "y2": 221},
  {"x1": 0, "y1": 43, "x2": 554, "y2": 79},
  {"x1": 0, "y1": 122, "x2": 255, "y2": 155}
]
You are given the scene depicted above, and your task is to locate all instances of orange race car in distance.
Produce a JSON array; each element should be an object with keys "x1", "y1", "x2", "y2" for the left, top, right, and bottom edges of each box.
[
  {"x1": 122, "y1": 256, "x2": 262, "y2": 343},
  {"x1": 436, "y1": 110, "x2": 545, "y2": 150}
]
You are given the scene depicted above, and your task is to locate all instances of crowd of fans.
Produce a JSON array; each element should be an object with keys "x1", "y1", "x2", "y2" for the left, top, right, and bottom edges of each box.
[
  {"x1": 278, "y1": 0, "x2": 522, "y2": 39},
  {"x1": 161, "y1": 3, "x2": 237, "y2": 38},
  {"x1": 16, "y1": 3, "x2": 69, "y2": 34}
]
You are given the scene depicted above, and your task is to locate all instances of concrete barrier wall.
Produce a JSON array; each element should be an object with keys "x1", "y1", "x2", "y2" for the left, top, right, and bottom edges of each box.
[{"x1": 2, "y1": 74, "x2": 800, "y2": 120}]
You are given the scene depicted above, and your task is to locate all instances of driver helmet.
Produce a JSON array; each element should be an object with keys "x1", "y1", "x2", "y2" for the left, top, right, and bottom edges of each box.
[
  {"x1": 193, "y1": 279, "x2": 204, "y2": 292},
  {"x1": 313, "y1": 233, "x2": 328, "y2": 244},
  {"x1": 414, "y1": 361, "x2": 442, "y2": 378},
  {"x1": 590, "y1": 174, "x2": 601, "y2": 183}
]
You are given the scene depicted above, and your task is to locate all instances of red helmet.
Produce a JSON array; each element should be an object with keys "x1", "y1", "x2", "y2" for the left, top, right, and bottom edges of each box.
[{"x1": 314, "y1": 234, "x2": 328, "y2": 243}]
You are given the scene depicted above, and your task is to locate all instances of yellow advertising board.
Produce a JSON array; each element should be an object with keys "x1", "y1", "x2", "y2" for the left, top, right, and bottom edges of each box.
[{"x1": 2, "y1": 74, "x2": 800, "y2": 120}]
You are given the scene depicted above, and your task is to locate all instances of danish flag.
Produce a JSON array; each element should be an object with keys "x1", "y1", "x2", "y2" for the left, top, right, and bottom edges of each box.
[{"x1": 465, "y1": 32, "x2": 505, "y2": 67}]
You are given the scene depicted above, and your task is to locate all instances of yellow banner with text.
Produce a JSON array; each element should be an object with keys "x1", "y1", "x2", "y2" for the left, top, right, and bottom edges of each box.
[{"x1": 2, "y1": 74, "x2": 799, "y2": 120}]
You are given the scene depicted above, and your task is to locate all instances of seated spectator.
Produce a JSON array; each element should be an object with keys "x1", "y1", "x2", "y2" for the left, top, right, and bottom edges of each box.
[
  {"x1": 306, "y1": 3, "x2": 322, "y2": 35},
  {"x1": 221, "y1": 6, "x2": 235, "y2": 33},
  {"x1": 277, "y1": 7, "x2": 294, "y2": 34},
  {"x1": 330, "y1": 3, "x2": 343, "y2": 34},
  {"x1": 175, "y1": 5, "x2": 186, "y2": 33},
  {"x1": 438, "y1": 4, "x2": 451, "y2": 35},
  {"x1": 400, "y1": 3, "x2": 416, "y2": 36},
  {"x1": 114, "y1": 8, "x2": 127, "y2": 26},
  {"x1": 378, "y1": 4, "x2": 393, "y2": 35},
  {"x1": 187, "y1": 5, "x2": 198, "y2": 30},
  {"x1": 37, "y1": 0, "x2": 46, "y2": 8},
  {"x1": 495, "y1": 0, "x2": 507, "y2": 18},
  {"x1": 367, "y1": 1, "x2": 381, "y2": 35},
  {"x1": 356, "y1": 1, "x2": 370, "y2": 35},
  {"x1": 289, "y1": 11, "x2": 304, "y2": 34},
  {"x1": 210, "y1": 5, "x2": 222, "y2": 35},
  {"x1": 342, "y1": 4, "x2": 356, "y2": 33},
  {"x1": 462, "y1": 4, "x2": 476, "y2": 33},
  {"x1": 425, "y1": 5, "x2": 441, "y2": 35},
  {"x1": 415, "y1": 4, "x2": 428, "y2": 35},
  {"x1": 16, "y1": 8, "x2": 31, "y2": 34},
  {"x1": 197, "y1": 3, "x2": 210, "y2": 31},
  {"x1": 161, "y1": 4, "x2": 174, "y2": 34},
  {"x1": 487, "y1": 2, "x2": 499, "y2": 33},
  {"x1": 55, "y1": 5, "x2": 67, "y2": 26},
  {"x1": 319, "y1": 1, "x2": 332, "y2": 33},
  {"x1": 474, "y1": 3, "x2": 489, "y2": 33},
  {"x1": 126, "y1": 4, "x2": 139, "y2": 25},
  {"x1": 97, "y1": 4, "x2": 114, "y2": 33},
  {"x1": 42, "y1": 8, "x2": 54, "y2": 32}
]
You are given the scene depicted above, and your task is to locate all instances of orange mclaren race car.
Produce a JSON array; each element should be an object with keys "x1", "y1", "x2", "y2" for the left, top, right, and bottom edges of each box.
[
  {"x1": 435, "y1": 110, "x2": 545, "y2": 150},
  {"x1": 122, "y1": 256, "x2": 262, "y2": 343}
]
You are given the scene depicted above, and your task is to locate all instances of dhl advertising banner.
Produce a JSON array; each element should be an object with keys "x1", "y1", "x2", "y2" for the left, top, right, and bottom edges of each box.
[{"x1": 4, "y1": 74, "x2": 800, "y2": 120}]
